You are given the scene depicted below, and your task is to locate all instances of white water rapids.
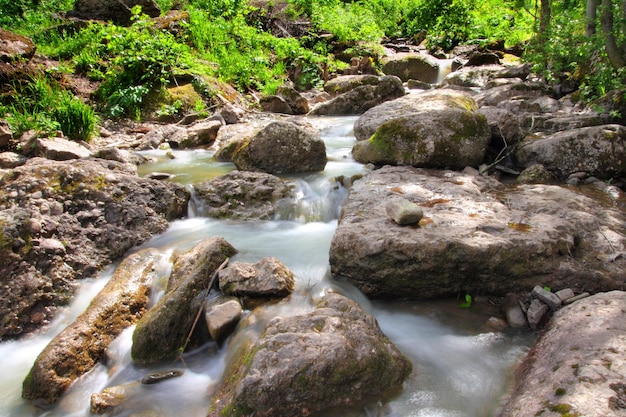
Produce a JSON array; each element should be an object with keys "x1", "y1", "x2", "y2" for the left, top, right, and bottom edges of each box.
[{"x1": 0, "y1": 116, "x2": 535, "y2": 417}]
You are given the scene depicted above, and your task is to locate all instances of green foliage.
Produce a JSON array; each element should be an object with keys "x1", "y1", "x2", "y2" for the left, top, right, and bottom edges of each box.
[
  {"x1": 311, "y1": 2, "x2": 385, "y2": 42},
  {"x1": 523, "y1": 5, "x2": 625, "y2": 103},
  {"x1": 52, "y1": 92, "x2": 97, "y2": 142},
  {"x1": 459, "y1": 293, "x2": 473, "y2": 308},
  {"x1": 0, "y1": 0, "x2": 73, "y2": 32},
  {"x1": 1, "y1": 77, "x2": 97, "y2": 141},
  {"x1": 404, "y1": 0, "x2": 475, "y2": 50}
]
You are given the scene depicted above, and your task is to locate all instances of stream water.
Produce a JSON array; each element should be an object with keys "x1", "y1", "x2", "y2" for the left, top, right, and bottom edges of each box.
[{"x1": 0, "y1": 116, "x2": 535, "y2": 417}]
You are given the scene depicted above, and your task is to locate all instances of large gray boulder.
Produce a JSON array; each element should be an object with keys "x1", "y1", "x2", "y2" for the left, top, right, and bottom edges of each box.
[
  {"x1": 208, "y1": 292, "x2": 412, "y2": 417},
  {"x1": 309, "y1": 75, "x2": 405, "y2": 116},
  {"x1": 0, "y1": 158, "x2": 190, "y2": 339},
  {"x1": 68, "y1": 0, "x2": 160, "y2": 26},
  {"x1": 193, "y1": 170, "x2": 294, "y2": 220},
  {"x1": 329, "y1": 166, "x2": 626, "y2": 299},
  {"x1": 497, "y1": 291, "x2": 626, "y2": 417},
  {"x1": 352, "y1": 89, "x2": 490, "y2": 169},
  {"x1": 515, "y1": 124, "x2": 626, "y2": 179},
  {"x1": 231, "y1": 120, "x2": 326, "y2": 174},
  {"x1": 22, "y1": 249, "x2": 161, "y2": 405},
  {"x1": 131, "y1": 237, "x2": 237, "y2": 365},
  {"x1": 381, "y1": 52, "x2": 439, "y2": 83}
]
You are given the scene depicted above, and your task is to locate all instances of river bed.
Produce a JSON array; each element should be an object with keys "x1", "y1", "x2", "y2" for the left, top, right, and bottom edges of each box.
[{"x1": 0, "y1": 116, "x2": 536, "y2": 417}]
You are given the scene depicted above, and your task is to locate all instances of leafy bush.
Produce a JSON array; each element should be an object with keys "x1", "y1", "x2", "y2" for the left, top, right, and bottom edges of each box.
[
  {"x1": 52, "y1": 92, "x2": 97, "y2": 142},
  {"x1": 404, "y1": 0, "x2": 475, "y2": 50},
  {"x1": 1, "y1": 77, "x2": 96, "y2": 141}
]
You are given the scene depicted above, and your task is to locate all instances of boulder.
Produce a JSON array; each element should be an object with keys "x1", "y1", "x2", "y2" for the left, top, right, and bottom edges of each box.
[
  {"x1": 204, "y1": 295, "x2": 243, "y2": 343},
  {"x1": 0, "y1": 29, "x2": 36, "y2": 62},
  {"x1": 213, "y1": 120, "x2": 271, "y2": 162},
  {"x1": 381, "y1": 52, "x2": 439, "y2": 83},
  {"x1": 503, "y1": 293, "x2": 528, "y2": 328},
  {"x1": 0, "y1": 119, "x2": 12, "y2": 148},
  {"x1": 0, "y1": 151, "x2": 28, "y2": 169},
  {"x1": 517, "y1": 163, "x2": 553, "y2": 184},
  {"x1": 26, "y1": 136, "x2": 91, "y2": 160},
  {"x1": 515, "y1": 124, "x2": 626, "y2": 179},
  {"x1": 0, "y1": 158, "x2": 190, "y2": 339},
  {"x1": 68, "y1": 0, "x2": 161, "y2": 26},
  {"x1": 208, "y1": 292, "x2": 412, "y2": 417},
  {"x1": 442, "y1": 65, "x2": 509, "y2": 89},
  {"x1": 497, "y1": 291, "x2": 626, "y2": 417},
  {"x1": 475, "y1": 82, "x2": 550, "y2": 109},
  {"x1": 193, "y1": 170, "x2": 294, "y2": 220},
  {"x1": 352, "y1": 89, "x2": 490, "y2": 169},
  {"x1": 131, "y1": 237, "x2": 237, "y2": 364},
  {"x1": 259, "y1": 95, "x2": 293, "y2": 115},
  {"x1": 479, "y1": 106, "x2": 524, "y2": 146},
  {"x1": 136, "y1": 124, "x2": 187, "y2": 150},
  {"x1": 273, "y1": 85, "x2": 310, "y2": 115},
  {"x1": 219, "y1": 256, "x2": 295, "y2": 299},
  {"x1": 22, "y1": 249, "x2": 161, "y2": 405},
  {"x1": 526, "y1": 298, "x2": 549, "y2": 330},
  {"x1": 309, "y1": 75, "x2": 405, "y2": 116},
  {"x1": 231, "y1": 120, "x2": 327, "y2": 174},
  {"x1": 92, "y1": 147, "x2": 149, "y2": 167},
  {"x1": 180, "y1": 119, "x2": 222, "y2": 148},
  {"x1": 329, "y1": 166, "x2": 626, "y2": 299},
  {"x1": 323, "y1": 74, "x2": 382, "y2": 96}
]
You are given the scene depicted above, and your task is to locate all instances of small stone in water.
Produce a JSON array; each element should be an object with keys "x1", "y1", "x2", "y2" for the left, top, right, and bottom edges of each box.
[{"x1": 141, "y1": 370, "x2": 184, "y2": 385}]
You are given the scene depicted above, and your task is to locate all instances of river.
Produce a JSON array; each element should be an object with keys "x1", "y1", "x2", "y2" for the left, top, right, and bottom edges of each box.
[{"x1": 0, "y1": 115, "x2": 535, "y2": 417}]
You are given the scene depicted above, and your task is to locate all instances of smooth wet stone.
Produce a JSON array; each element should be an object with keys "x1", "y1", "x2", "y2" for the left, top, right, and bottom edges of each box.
[{"x1": 532, "y1": 285, "x2": 562, "y2": 310}]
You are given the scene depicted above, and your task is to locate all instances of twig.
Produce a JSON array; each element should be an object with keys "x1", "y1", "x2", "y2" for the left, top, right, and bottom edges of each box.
[{"x1": 179, "y1": 257, "x2": 230, "y2": 359}]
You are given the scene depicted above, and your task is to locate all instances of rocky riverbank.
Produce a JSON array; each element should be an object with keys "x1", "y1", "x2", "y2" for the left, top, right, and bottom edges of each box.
[{"x1": 2, "y1": 19, "x2": 626, "y2": 417}]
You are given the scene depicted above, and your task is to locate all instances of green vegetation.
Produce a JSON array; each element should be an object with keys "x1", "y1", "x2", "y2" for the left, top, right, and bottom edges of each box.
[{"x1": 1, "y1": 0, "x2": 625, "y2": 140}]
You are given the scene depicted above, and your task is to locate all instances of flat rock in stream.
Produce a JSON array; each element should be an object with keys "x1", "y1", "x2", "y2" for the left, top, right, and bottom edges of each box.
[
  {"x1": 497, "y1": 291, "x2": 626, "y2": 417},
  {"x1": 208, "y1": 292, "x2": 412, "y2": 417},
  {"x1": 22, "y1": 249, "x2": 161, "y2": 405},
  {"x1": 329, "y1": 166, "x2": 626, "y2": 299}
]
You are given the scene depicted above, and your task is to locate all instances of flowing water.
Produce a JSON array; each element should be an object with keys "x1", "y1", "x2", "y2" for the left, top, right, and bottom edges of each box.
[{"x1": 0, "y1": 116, "x2": 535, "y2": 417}]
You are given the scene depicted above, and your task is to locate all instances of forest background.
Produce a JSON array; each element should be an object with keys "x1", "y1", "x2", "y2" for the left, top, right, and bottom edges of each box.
[{"x1": 1, "y1": 0, "x2": 625, "y2": 141}]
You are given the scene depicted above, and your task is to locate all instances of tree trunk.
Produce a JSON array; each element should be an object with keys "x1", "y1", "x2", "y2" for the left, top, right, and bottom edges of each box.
[
  {"x1": 587, "y1": 0, "x2": 597, "y2": 36},
  {"x1": 601, "y1": 0, "x2": 626, "y2": 68},
  {"x1": 539, "y1": 0, "x2": 551, "y2": 35}
]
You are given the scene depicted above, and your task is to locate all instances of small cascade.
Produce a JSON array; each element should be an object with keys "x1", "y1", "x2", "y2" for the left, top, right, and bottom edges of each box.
[
  {"x1": 275, "y1": 176, "x2": 349, "y2": 223},
  {"x1": 436, "y1": 58, "x2": 455, "y2": 84}
]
